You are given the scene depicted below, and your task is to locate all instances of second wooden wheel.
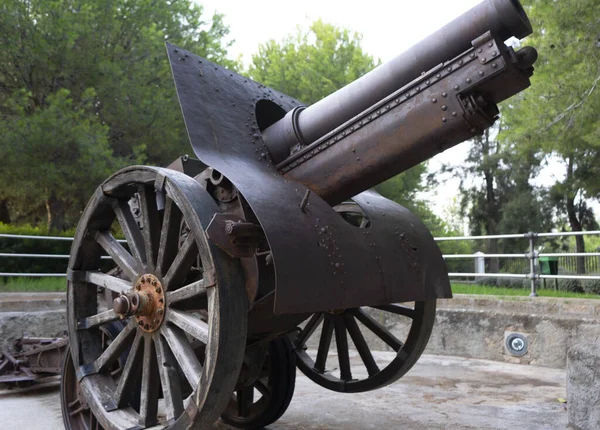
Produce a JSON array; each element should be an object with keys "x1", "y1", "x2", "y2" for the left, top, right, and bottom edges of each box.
[
  {"x1": 221, "y1": 336, "x2": 296, "y2": 429},
  {"x1": 294, "y1": 300, "x2": 437, "y2": 393}
]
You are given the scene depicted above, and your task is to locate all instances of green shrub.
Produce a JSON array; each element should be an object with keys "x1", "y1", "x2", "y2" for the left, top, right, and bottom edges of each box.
[
  {"x1": 555, "y1": 277, "x2": 583, "y2": 293},
  {"x1": 0, "y1": 223, "x2": 75, "y2": 276},
  {"x1": 496, "y1": 277, "x2": 511, "y2": 288},
  {"x1": 521, "y1": 278, "x2": 541, "y2": 289},
  {"x1": 475, "y1": 277, "x2": 497, "y2": 287},
  {"x1": 580, "y1": 274, "x2": 600, "y2": 295}
]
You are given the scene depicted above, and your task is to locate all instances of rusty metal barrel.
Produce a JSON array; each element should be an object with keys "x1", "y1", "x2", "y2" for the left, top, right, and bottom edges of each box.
[{"x1": 263, "y1": 0, "x2": 535, "y2": 205}]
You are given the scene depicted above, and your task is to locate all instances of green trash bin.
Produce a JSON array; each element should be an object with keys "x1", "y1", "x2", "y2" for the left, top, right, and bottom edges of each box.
[
  {"x1": 539, "y1": 256, "x2": 559, "y2": 290},
  {"x1": 539, "y1": 256, "x2": 559, "y2": 275}
]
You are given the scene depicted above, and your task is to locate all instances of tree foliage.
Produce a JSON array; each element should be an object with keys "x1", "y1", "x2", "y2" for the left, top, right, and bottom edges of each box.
[
  {"x1": 499, "y1": 0, "x2": 600, "y2": 271},
  {"x1": 453, "y1": 125, "x2": 555, "y2": 271},
  {"x1": 248, "y1": 20, "x2": 379, "y2": 105},
  {"x1": 0, "y1": 0, "x2": 234, "y2": 229}
]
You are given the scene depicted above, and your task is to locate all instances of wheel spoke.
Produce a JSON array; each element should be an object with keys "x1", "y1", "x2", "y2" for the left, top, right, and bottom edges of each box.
[
  {"x1": 314, "y1": 314, "x2": 334, "y2": 374},
  {"x1": 113, "y1": 200, "x2": 146, "y2": 266},
  {"x1": 92, "y1": 320, "x2": 137, "y2": 374},
  {"x1": 255, "y1": 379, "x2": 270, "y2": 397},
  {"x1": 85, "y1": 271, "x2": 132, "y2": 295},
  {"x1": 237, "y1": 386, "x2": 254, "y2": 418},
  {"x1": 166, "y1": 309, "x2": 209, "y2": 344},
  {"x1": 155, "y1": 333, "x2": 184, "y2": 421},
  {"x1": 138, "y1": 186, "x2": 161, "y2": 271},
  {"x1": 156, "y1": 198, "x2": 183, "y2": 277},
  {"x1": 113, "y1": 331, "x2": 144, "y2": 408},
  {"x1": 344, "y1": 313, "x2": 380, "y2": 377},
  {"x1": 297, "y1": 313, "x2": 324, "y2": 347},
  {"x1": 333, "y1": 316, "x2": 352, "y2": 381},
  {"x1": 94, "y1": 231, "x2": 140, "y2": 281},
  {"x1": 139, "y1": 335, "x2": 159, "y2": 427},
  {"x1": 163, "y1": 234, "x2": 198, "y2": 290},
  {"x1": 167, "y1": 280, "x2": 207, "y2": 305},
  {"x1": 352, "y1": 308, "x2": 404, "y2": 352},
  {"x1": 161, "y1": 324, "x2": 202, "y2": 390},
  {"x1": 77, "y1": 309, "x2": 119, "y2": 330},
  {"x1": 373, "y1": 304, "x2": 416, "y2": 319}
]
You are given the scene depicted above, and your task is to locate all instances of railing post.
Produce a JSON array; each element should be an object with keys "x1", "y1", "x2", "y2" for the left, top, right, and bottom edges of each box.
[
  {"x1": 474, "y1": 251, "x2": 485, "y2": 274},
  {"x1": 525, "y1": 231, "x2": 538, "y2": 297}
]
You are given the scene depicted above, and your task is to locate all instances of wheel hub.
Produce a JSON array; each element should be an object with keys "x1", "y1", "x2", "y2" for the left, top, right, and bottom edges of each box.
[{"x1": 112, "y1": 274, "x2": 165, "y2": 332}]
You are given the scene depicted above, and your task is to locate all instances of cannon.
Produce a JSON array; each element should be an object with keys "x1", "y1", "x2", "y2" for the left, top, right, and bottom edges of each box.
[{"x1": 61, "y1": 0, "x2": 537, "y2": 428}]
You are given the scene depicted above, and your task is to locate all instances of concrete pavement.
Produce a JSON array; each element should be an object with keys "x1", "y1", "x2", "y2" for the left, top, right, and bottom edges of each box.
[{"x1": 0, "y1": 352, "x2": 567, "y2": 429}]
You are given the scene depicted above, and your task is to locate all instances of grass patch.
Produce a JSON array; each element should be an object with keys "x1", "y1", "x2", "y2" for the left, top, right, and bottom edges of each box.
[
  {"x1": 1, "y1": 278, "x2": 599, "y2": 298},
  {"x1": 0, "y1": 277, "x2": 67, "y2": 292},
  {"x1": 452, "y1": 283, "x2": 600, "y2": 299}
]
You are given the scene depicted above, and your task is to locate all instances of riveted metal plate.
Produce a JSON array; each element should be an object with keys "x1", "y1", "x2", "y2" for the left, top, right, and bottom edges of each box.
[{"x1": 167, "y1": 44, "x2": 451, "y2": 314}]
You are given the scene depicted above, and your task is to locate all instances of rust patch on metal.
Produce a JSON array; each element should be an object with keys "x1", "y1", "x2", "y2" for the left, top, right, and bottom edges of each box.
[{"x1": 134, "y1": 274, "x2": 165, "y2": 333}]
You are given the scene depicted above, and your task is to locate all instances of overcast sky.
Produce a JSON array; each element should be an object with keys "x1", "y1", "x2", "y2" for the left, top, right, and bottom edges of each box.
[{"x1": 192, "y1": 0, "x2": 507, "y2": 223}]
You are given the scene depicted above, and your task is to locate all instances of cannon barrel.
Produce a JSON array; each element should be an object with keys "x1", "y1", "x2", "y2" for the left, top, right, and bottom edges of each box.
[{"x1": 263, "y1": 0, "x2": 536, "y2": 205}]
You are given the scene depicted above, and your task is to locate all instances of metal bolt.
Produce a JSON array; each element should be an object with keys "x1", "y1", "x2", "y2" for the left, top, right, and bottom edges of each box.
[
  {"x1": 466, "y1": 78, "x2": 472, "y2": 83},
  {"x1": 442, "y1": 117, "x2": 447, "y2": 123},
  {"x1": 113, "y1": 296, "x2": 130, "y2": 315},
  {"x1": 441, "y1": 105, "x2": 447, "y2": 111},
  {"x1": 442, "y1": 92, "x2": 447, "y2": 97},
  {"x1": 511, "y1": 338, "x2": 525, "y2": 351},
  {"x1": 492, "y1": 63, "x2": 498, "y2": 69},
  {"x1": 431, "y1": 98, "x2": 437, "y2": 103},
  {"x1": 478, "y1": 71, "x2": 485, "y2": 77}
]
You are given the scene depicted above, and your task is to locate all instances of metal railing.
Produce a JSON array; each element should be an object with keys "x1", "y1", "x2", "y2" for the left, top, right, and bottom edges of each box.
[
  {"x1": 435, "y1": 230, "x2": 600, "y2": 296},
  {"x1": 0, "y1": 233, "x2": 120, "y2": 277},
  {"x1": 1, "y1": 231, "x2": 600, "y2": 296}
]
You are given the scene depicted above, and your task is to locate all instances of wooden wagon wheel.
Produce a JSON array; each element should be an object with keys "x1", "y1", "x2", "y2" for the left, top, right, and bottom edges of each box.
[
  {"x1": 65, "y1": 166, "x2": 248, "y2": 429},
  {"x1": 61, "y1": 322, "x2": 125, "y2": 430},
  {"x1": 293, "y1": 202, "x2": 437, "y2": 393},
  {"x1": 221, "y1": 336, "x2": 296, "y2": 429},
  {"x1": 294, "y1": 300, "x2": 436, "y2": 393}
]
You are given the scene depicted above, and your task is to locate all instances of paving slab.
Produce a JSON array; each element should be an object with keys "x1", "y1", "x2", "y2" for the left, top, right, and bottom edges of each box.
[{"x1": 0, "y1": 353, "x2": 567, "y2": 429}]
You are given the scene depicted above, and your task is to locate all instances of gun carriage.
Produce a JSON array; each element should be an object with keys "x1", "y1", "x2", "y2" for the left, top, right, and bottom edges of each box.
[{"x1": 61, "y1": 0, "x2": 537, "y2": 428}]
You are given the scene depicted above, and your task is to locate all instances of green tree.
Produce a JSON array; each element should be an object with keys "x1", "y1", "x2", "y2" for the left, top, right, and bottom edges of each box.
[
  {"x1": 248, "y1": 20, "x2": 378, "y2": 104},
  {"x1": 454, "y1": 126, "x2": 554, "y2": 272},
  {"x1": 500, "y1": 0, "x2": 600, "y2": 272},
  {"x1": 0, "y1": 89, "x2": 113, "y2": 230},
  {"x1": 0, "y1": 0, "x2": 234, "y2": 229}
]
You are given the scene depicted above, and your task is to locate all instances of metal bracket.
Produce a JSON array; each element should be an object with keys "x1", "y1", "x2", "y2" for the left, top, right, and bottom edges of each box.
[{"x1": 206, "y1": 213, "x2": 263, "y2": 258}]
